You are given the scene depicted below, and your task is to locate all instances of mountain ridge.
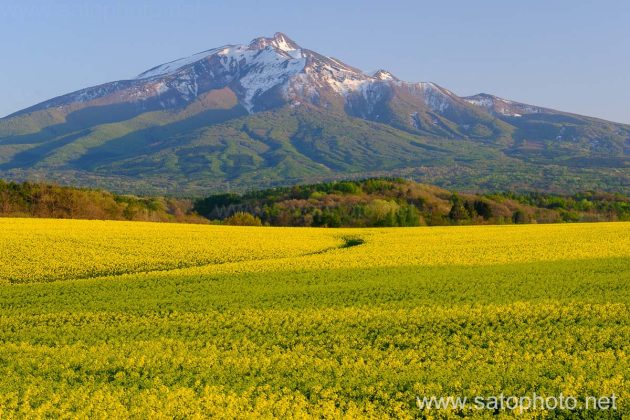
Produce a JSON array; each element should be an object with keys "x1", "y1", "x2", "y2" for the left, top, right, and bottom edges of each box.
[{"x1": 1, "y1": 33, "x2": 628, "y2": 195}]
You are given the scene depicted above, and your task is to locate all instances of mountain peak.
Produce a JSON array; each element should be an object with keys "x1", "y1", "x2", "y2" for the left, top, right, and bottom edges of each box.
[
  {"x1": 372, "y1": 69, "x2": 398, "y2": 81},
  {"x1": 249, "y1": 32, "x2": 300, "y2": 52},
  {"x1": 469, "y1": 93, "x2": 495, "y2": 99}
]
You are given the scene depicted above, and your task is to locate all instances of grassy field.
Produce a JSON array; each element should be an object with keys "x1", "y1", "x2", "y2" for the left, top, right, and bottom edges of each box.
[{"x1": 0, "y1": 219, "x2": 628, "y2": 418}]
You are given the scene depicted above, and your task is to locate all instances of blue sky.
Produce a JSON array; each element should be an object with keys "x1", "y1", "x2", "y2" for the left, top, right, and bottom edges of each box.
[{"x1": 1, "y1": 0, "x2": 628, "y2": 123}]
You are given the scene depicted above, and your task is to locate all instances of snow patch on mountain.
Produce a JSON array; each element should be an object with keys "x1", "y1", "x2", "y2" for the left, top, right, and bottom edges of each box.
[
  {"x1": 303, "y1": 57, "x2": 373, "y2": 97},
  {"x1": 136, "y1": 47, "x2": 224, "y2": 80},
  {"x1": 464, "y1": 93, "x2": 542, "y2": 117},
  {"x1": 420, "y1": 83, "x2": 455, "y2": 113},
  {"x1": 273, "y1": 33, "x2": 299, "y2": 53},
  {"x1": 226, "y1": 47, "x2": 306, "y2": 111},
  {"x1": 372, "y1": 70, "x2": 397, "y2": 81},
  {"x1": 464, "y1": 95, "x2": 494, "y2": 109}
]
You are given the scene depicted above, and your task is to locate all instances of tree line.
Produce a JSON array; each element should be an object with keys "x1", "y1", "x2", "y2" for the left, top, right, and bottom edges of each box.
[
  {"x1": 194, "y1": 178, "x2": 630, "y2": 227},
  {"x1": 1, "y1": 178, "x2": 628, "y2": 226},
  {"x1": 0, "y1": 180, "x2": 205, "y2": 223}
]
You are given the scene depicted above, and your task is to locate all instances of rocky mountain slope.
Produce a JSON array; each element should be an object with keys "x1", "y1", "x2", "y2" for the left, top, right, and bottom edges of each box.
[{"x1": 1, "y1": 33, "x2": 628, "y2": 194}]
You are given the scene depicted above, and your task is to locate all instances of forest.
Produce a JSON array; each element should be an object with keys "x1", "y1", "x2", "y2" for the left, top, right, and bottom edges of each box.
[
  {"x1": 194, "y1": 178, "x2": 630, "y2": 227},
  {"x1": 1, "y1": 178, "x2": 628, "y2": 227},
  {"x1": 0, "y1": 180, "x2": 205, "y2": 223}
]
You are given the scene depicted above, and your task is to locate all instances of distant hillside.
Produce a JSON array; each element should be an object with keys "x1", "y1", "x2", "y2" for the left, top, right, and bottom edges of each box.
[
  {"x1": 194, "y1": 178, "x2": 630, "y2": 227},
  {"x1": 1, "y1": 33, "x2": 628, "y2": 194}
]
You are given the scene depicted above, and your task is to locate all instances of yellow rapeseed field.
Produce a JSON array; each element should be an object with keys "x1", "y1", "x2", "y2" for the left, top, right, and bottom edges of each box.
[
  {"x1": 0, "y1": 218, "x2": 342, "y2": 283},
  {"x1": 0, "y1": 218, "x2": 629, "y2": 417},
  {"x1": 0, "y1": 218, "x2": 628, "y2": 283}
]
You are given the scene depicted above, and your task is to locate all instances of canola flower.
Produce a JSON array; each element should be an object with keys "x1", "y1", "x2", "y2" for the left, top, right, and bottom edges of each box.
[
  {"x1": 0, "y1": 218, "x2": 342, "y2": 283},
  {"x1": 1, "y1": 218, "x2": 628, "y2": 283},
  {"x1": 0, "y1": 218, "x2": 628, "y2": 417}
]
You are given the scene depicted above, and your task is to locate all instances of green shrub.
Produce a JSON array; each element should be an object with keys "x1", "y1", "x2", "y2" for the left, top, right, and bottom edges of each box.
[{"x1": 224, "y1": 212, "x2": 262, "y2": 226}]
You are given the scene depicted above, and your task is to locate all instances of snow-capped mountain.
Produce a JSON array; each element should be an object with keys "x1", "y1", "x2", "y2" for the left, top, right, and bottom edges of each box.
[
  {"x1": 11, "y1": 33, "x2": 501, "y2": 119},
  {"x1": 1, "y1": 33, "x2": 628, "y2": 195},
  {"x1": 9, "y1": 32, "x2": 568, "y2": 127},
  {"x1": 12, "y1": 33, "x2": 370, "y2": 114}
]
